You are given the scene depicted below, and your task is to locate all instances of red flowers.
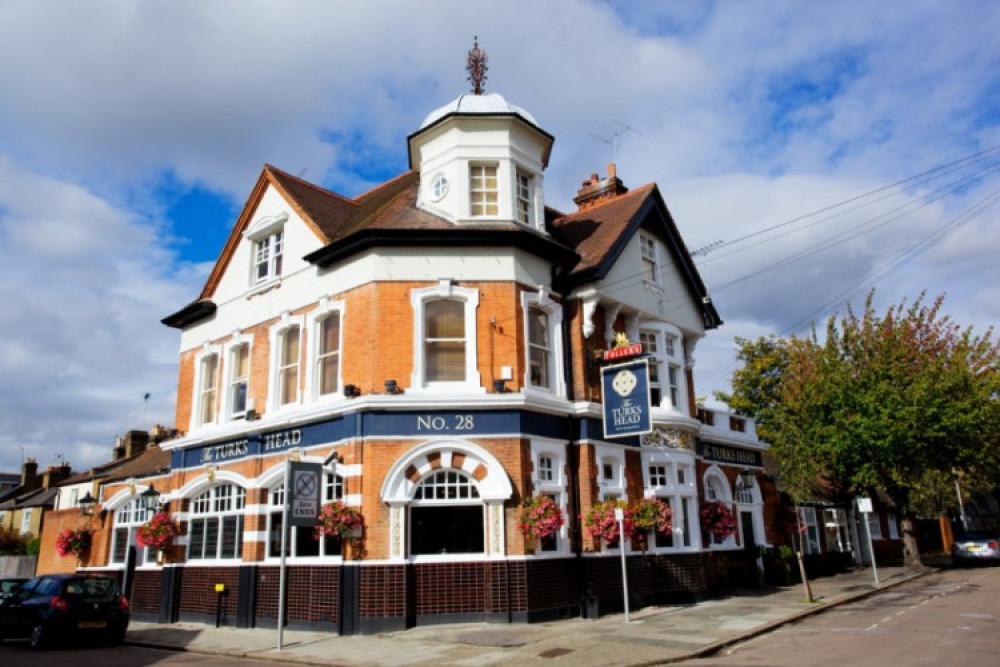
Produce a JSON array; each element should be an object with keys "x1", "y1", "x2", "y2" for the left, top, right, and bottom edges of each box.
[
  {"x1": 136, "y1": 511, "x2": 179, "y2": 550},
  {"x1": 55, "y1": 528, "x2": 91, "y2": 558},
  {"x1": 700, "y1": 500, "x2": 737, "y2": 540},
  {"x1": 315, "y1": 501, "x2": 364, "y2": 545}
]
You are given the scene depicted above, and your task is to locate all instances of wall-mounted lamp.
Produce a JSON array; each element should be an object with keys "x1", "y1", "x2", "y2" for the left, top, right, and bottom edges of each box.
[
  {"x1": 139, "y1": 484, "x2": 162, "y2": 514},
  {"x1": 737, "y1": 469, "x2": 756, "y2": 489},
  {"x1": 79, "y1": 491, "x2": 98, "y2": 516}
]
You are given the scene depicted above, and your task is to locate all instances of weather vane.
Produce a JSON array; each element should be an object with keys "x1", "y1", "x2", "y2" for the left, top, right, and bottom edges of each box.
[{"x1": 466, "y1": 36, "x2": 488, "y2": 95}]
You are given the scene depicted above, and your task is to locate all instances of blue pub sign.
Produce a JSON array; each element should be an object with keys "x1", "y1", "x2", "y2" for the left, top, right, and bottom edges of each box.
[{"x1": 601, "y1": 359, "x2": 653, "y2": 439}]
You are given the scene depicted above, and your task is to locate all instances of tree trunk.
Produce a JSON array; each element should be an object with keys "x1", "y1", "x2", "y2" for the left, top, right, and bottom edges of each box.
[{"x1": 899, "y1": 511, "x2": 923, "y2": 568}]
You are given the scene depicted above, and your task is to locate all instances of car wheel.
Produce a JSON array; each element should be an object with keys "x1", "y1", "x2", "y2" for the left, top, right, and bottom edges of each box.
[{"x1": 29, "y1": 621, "x2": 47, "y2": 650}]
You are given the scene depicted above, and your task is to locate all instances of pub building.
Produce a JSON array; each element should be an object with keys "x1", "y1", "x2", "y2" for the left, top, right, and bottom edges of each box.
[{"x1": 78, "y1": 46, "x2": 781, "y2": 633}]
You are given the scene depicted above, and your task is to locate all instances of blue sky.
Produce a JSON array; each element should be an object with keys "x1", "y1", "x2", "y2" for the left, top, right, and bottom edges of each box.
[{"x1": 1, "y1": 0, "x2": 997, "y2": 474}]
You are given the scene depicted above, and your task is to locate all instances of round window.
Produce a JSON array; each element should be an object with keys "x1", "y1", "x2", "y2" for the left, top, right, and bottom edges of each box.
[{"x1": 428, "y1": 173, "x2": 449, "y2": 202}]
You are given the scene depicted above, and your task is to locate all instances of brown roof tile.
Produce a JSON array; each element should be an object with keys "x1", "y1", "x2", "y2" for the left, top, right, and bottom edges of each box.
[
  {"x1": 551, "y1": 184, "x2": 656, "y2": 277},
  {"x1": 101, "y1": 445, "x2": 171, "y2": 483}
]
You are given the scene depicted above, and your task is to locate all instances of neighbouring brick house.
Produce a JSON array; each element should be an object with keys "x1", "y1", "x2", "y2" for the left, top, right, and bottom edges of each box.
[{"x1": 66, "y1": 53, "x2": 782, "y2": 634}]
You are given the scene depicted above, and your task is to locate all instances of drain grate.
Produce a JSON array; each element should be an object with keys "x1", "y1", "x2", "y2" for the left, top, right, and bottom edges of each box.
[{"x1": 538, "y1": 647, "x2": 574, "y2": 658}]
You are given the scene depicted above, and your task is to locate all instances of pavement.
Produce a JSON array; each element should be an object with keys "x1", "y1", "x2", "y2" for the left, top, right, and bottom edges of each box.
[{"x1": 125, "y1": 565, "x2": 930, "y2": 666}]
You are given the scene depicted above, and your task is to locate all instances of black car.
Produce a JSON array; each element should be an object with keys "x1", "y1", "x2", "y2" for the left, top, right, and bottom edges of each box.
[
  {"x1": 0, "y1": 573, "x2": 129, "y2": 649},
  {"x1": 0, "y1": 578, "x2": 27, "y2": 601}
]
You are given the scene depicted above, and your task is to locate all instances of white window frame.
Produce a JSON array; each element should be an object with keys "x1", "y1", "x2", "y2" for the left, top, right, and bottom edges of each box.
[
  {"x1": 703, "y1": 466, "x2": 737, "y2": 549},
  {"x1": 530, "y1": 440, "x2": 568, "y2": 555},
  {"x1": 799, "y1": 507, "x2": 822, "y2": 554},
  {"x1": 639, "y1": 232, "x2": 660, "y2": 285},
  {"x1": 244, "y1": 212, "x2": 288, "y2": 287},
  {"x1": 469, "y1": 163, "x2": 499, "y2": 217},
  {"x1": 409, "y1": 469, "x2": 485, "y2": 559},
  {"x1": 267, "y1": 473, "x2": 347, "y2": 562},
  {"x1": 515, "y1": 168, "x2": 533, "y2": 225},
  {"x1": 638, "y1": 323, "x2": 686, "y2": 411},
  {"x1": 268, "y1": 313, "x2": 305, "y2": 411},
  {"x1": 220, "y1": 333, "x2": 254, "y2": 422},
  {"x1": 305, "y1": 299, "x2": 346, "y2": 402},
  {"x1": 191, "y1": 343, "x2": 222, "y2": 431},
  {"x1": 110, "y1": 497, "x2": 153, "y2": 566},
  {"x1": 734, "y1": 475, "x2": 766, "y2": 550},
  {"x1": 642, "y1": 449, "x2": 699, "y2": 553},
  {"x1": 521, "y1": 290, "x2": 565, "y2": 397},
  {"x1": 187, "y1": 484, "x2": 246, "y2": 562},
  {"x1": 822, "y1": 508, "x2": 853, "y2": 553},
  {"x1": 410, "y1": 281, "x2": 483, "y2": 393}
]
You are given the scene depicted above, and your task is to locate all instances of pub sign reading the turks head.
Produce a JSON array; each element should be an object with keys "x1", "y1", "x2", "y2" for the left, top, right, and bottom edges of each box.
[{"x1": 601, "y1": 358, "x2": 652, "y2": 439}]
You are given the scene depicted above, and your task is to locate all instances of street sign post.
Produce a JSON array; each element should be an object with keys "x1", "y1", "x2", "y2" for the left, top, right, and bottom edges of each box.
[
  {"x1": 278, "y1": 461, "x2": 322, "y2": 649},
  {"x1": 857, "y1": 497, "x2": 879, "y2": 585}
]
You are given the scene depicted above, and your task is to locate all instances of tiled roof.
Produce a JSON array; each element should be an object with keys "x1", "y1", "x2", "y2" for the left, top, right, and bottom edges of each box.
[
  {"x1": 101, "y1": 446, "x2": 171, "y2": 483},
  {"x1": 550, "y1": 184, "x2": 656, "y2": 278}
]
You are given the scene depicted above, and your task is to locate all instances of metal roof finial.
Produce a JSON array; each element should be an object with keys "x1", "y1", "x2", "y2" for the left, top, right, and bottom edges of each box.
[{"x1": 466, "y1": 36, "x2": 488, "y2": 95}]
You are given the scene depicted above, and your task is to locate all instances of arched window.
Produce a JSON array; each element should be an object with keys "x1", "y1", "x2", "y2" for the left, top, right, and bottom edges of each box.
[
  {"x1": 268, "y1": 473, "x2": 345, "y2": 558},
  {"x1": 735, "y1": 475, "x2": 766, "y2": 550},
  {"x1": 188, "y1": 484, "x2": 246, "y2": 561},
  {"x1": 703, "y1": 467, "x2": 736, "y2": 548},
  {"x1": 410, "y1": 470, "x2": 483, "y2": 556},
  {"x1": 111, "y1": 498, "x2": 153, "y2": 565}
]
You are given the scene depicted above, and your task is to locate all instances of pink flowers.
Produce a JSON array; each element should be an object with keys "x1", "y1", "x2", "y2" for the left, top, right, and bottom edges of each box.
[
  {"x1": 315, "y1": 501, "x2": 364, "y2": 545},
  {"x1": 700, "y1": 500, "x2": 737, "y2": 540},
  {"x1": 518, "y1": 496, "x2": 565, "y2": 549},
  {"x1": 582, "y1": 499, "x2": 634, "y2": 544},
  {"x1": 55, "y1": 528, "x2": 91, "y2": 558},
  {"x1": 136, "y1": 511, "x2": 179, "y2": 550},
  {"x1": 583, "y1": 498, "x2": 673, "y2": 550}
]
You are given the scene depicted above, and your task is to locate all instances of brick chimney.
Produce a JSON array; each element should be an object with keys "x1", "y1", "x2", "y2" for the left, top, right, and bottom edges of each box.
[
  {"x1": 573, "y1": 163, "x2": 628, "y2": 210},
  {"x1": 41, "y1": 462, "x2": 72, "y2": 489},
  {"x1": 20, "y1": 458, "x2": 39, "y2": 490},
  {"x1": 122, "y1": 430, "x2": 150, "y2": 458}
]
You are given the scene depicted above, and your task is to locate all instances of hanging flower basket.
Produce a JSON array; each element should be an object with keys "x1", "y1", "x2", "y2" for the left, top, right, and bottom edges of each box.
[
  {"x1": 700, "y1": 500, "x2": 737, "y2": 541},
  {"x1": 630, "y1": 498, "x2": 673, "y2": 551},
  {"x1": 55, "y1": 528, "x2": 92, "y2": 559},
  {"x1": 137, "y1": 511, "x2": 179, "y2": 552},
  {"x1": 315, "y1": 501, "x2": 364, "y2": 546},
  {"x1": 582, "y1": 499, "x2": 634, "y2": 545},
  {"x1": 518, "y1": 496, "x2": 565, "y2": 551}
]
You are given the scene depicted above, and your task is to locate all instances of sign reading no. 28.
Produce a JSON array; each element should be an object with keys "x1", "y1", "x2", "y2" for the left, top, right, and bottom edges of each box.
[{"x1": 416, "y1": 414, "x2": 475, "y2": 431}]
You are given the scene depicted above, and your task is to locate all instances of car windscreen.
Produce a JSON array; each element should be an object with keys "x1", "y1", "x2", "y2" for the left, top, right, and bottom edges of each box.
[{"x1": 62, "y1": 577, "x2": 120, "y2": 600}]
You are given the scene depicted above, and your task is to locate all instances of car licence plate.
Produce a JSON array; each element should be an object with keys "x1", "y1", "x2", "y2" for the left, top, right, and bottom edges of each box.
[{"x1": 79, "y1": 620, "x2": 107, "y2": 629}]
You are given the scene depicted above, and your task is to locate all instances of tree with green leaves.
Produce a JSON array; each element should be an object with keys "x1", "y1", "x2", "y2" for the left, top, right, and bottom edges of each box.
[{"x1": 720, "y1": 291, "x2": 999, "y2": 567}]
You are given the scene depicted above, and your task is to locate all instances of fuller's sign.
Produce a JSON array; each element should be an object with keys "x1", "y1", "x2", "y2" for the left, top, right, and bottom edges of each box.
[{"x1": 601, "y1": 359, "x2": 652, "y2": 439}]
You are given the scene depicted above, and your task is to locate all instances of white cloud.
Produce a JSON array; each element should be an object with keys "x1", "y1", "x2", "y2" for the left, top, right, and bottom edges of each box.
[{"x1": 0, "y1": 0, "x2": 996, "y2": 469}]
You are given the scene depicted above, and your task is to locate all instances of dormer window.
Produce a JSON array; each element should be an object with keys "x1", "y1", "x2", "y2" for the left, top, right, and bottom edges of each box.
[
  {"x1": 470, "y1": 164, "x2": 498, "y2": 216},
  {"x1": 516, "y1": 169, "x2": 532, "y2": 224},
  {"x1": 244, "y1": 212, "x2": 288, "y2": 286},
  {"x1": 254, "y1": 231, "x2": 283, "y2": 283}
]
